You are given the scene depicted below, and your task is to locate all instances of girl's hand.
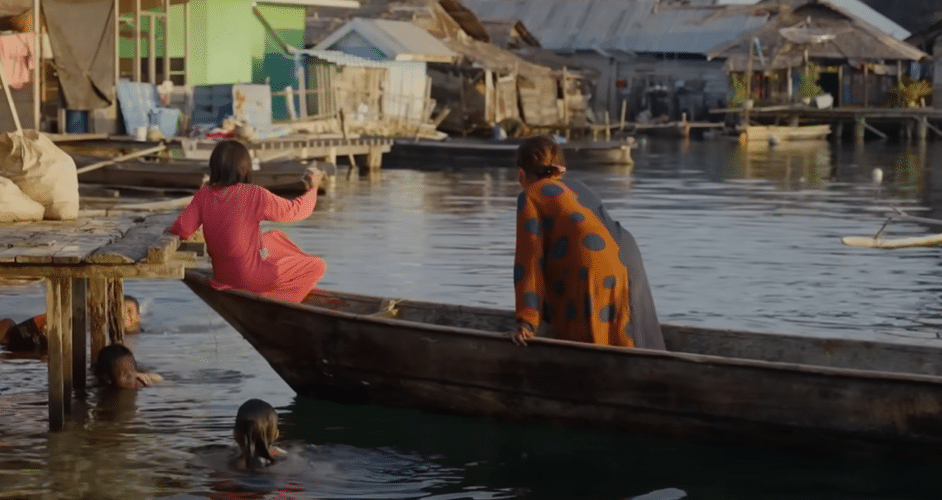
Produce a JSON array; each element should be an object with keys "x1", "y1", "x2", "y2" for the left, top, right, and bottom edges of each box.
[
  {"x1": 510, "y1": 324, "x2": 535, "y2": 346},
  {"x1": 303, "y1": 168, "x2": 325, "y2": 191}
]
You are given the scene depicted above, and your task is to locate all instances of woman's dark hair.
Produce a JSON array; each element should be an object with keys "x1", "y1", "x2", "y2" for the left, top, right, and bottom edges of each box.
[
  {"x1": 208, "y1": 140, "x2": 253, "y2": 187},
  {"x1": 516, "y1": 135, "x2": 566, "y2": 179}
]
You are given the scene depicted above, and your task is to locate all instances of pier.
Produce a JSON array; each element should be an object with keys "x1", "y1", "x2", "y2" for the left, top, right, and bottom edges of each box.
[
  {"x1": 0, "y1": 213, "x2": 189, "y2": 431},
  {"x1": 714, "y1": 106, "x2": 942, "y2": 142}
]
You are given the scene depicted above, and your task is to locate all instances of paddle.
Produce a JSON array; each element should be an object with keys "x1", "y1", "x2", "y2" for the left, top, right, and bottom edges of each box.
[{"x1": 842, "y1": 207, "x2": 942, "y2": 249}]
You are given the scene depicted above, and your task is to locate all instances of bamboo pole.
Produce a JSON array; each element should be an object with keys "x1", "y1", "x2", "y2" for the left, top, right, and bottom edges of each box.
[
  {"x1": 148, "y1": 14, "x2": 156, "y2": 84},
  {"x1": 0, "y1": 62, "x2": 23, "y2": 132},
  {"x1": 76, "y1": 144, "x2": 167, "y2": 174},
  {"x1": 745, "y1": 39, "x2": 754, "y2": 127},
  {"x1": 32, "y1": 0, "x2": 39, "y2": 130},
  {"x1": 184, "y1": 1, "x2": 189, "y2": 85},
  {"x1": 134, "y1": 0, "x2": 141, "y2": 82},
  {"x1": 114, "y1": 0, "x2": 120, "y2": 98},
  {"x1": 163, "y1": 0, "x2": 170, "y2": 83}
]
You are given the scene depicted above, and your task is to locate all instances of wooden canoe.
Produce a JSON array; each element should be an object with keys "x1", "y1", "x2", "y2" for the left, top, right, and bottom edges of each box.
[
  {"x1": 72, "y1": 154, "x2": 331, "y2": 193},
  {"x1": 383, "y1": 138, "x2": 635, "y2": 169},
  {"x1": 740, "y1": 125, "x2": 831, "y2": 143},
  {"x1": 182, "y1": 268, "x2": 942, "y2": 458}
]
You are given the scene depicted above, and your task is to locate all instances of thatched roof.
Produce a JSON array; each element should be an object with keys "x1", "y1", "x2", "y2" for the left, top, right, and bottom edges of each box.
[{"x1": 708, "y1": 1, "x2": 928, "y2": 71}]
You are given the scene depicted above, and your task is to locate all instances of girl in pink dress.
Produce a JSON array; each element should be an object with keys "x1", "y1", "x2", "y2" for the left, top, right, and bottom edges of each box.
[{"x1": 171, "y1": 140, "x2": 327, "y2": 303}]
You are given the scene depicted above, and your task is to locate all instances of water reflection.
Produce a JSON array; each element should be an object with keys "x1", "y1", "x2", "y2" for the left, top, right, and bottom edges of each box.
[{"x1": 731, "y1": 140, "x2": 832, "y2": 188}]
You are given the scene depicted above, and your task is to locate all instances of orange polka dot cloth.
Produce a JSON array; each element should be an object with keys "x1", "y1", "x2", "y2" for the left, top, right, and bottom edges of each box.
[{"x1": 514, "y1": 177, "x2": 665, "y2": 349}]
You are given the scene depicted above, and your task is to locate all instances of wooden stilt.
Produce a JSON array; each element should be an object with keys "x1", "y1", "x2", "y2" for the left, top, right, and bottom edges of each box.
[
  {"x1": 46, "y1": 277, "x2": 64, "y2": 431},
  {"x1": 917, "y1": 117, "x2": 928, "y2": 141},
  {"x1": 854, "y1": 116, "x2": 866, "y2": 143},
  {"x1": 89, "y1": 277, "x2": 108, "y2": 365},
  {"x1": 72, "y1": 278, "x2": 87, "y2": 393},
  {"x1": 107, "y1": 278, "x2": 125, "y2": 344},
  {"x1": 60, "y1": 279, "x2": 72, "y2": 413}
]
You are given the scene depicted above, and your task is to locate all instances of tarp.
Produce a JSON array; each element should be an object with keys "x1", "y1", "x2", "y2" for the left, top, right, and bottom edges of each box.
[{"x1": 43, "y1": 0, "x2": 115, "y2": 110}]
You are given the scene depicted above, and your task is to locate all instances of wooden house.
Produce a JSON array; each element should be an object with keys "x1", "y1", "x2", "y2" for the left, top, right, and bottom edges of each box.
[
  {"x1": 708, "y1": 0, "x2": 928, "y2": 108},
  {"x1": 305, "y1": 0, "x2": 589, "y2": 135},
  {"x1": 906, "y1": 19, "x2": 942, "y2": 109}
]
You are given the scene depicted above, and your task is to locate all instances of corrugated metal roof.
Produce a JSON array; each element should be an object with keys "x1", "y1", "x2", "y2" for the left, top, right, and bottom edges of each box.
[
  {"x1": 795, "y1": 0, "x2": 910, "y2": 39},
  {"x1": 300, "y1": 48, "x2": 390, "y2": 67},
  {"x1": 463, "y1": 0, "x2": 769, "y2": 54},
  {"x1": 314, "y1": 17, "x2": 456, "y2": 62}
]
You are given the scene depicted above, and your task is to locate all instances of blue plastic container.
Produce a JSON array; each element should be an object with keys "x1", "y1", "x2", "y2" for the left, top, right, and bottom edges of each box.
[
  {"x1": 148, "y1": 107, "x2": 181, "y2": 138},
  {"x1": 65, "y1": 110, "x2": 89, "y2": 134}
]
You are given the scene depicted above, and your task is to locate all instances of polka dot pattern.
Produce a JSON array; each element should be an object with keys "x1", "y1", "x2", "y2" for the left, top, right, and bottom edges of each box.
[
  {"x1": 517, "y1": 193, "x2": 527, "y2": 211},
  {"x1": 525, "y1": 218, "x2": 540, "y2": 235},
  {"x1": 578, "y1": 267, "x2": 588, "y2": 279},
  {"x1": 541, "y1": 184, "x2": 564, "y2": 197},
  {"x1": 514, "y1": 264, "x2": 526, "y2": 285},
  {"x1": 554, "y1": 279, "x2": 566, "y2": 296},
  {"x1": 523, "y1": 291, "x2": 540, "y2": 310},
  {"x1": 566, "y1": 302, "x2": 578, "y2": 320},
  {"x1": 602, "y1": 275, "x2": 616, "y2": 289},
  {"x1": 583, "y1": 233, "x2": 606, "y2": 251},
  {"x1": 599, "y1": 304, "x2": 616, "y2": 322},
  {"x1": 543, "y1": 216, "x2": 555, "y2": 231},
  {"x1": 570, "y1": 212, "x2": 585, "y2": 223},
  {"x1": 549, "y1": 237, "x2": 569, "y2": 259}
]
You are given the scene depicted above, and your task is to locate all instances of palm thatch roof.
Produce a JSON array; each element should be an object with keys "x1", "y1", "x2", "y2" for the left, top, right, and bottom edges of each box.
[{"x1": 709, "y1": 1, "x2": 928, "y2": 72}]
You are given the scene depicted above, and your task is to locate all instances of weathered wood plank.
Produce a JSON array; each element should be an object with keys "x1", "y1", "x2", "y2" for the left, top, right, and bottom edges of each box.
[
  {"x1": 88, "y1": 213, "x2": 180, "y2": 264},
  {"x1": 46, "y1": 277, "x2": 64, "y2": 432},
  {"x1": 60, "y1": 279, "x2": 73, "y2": 413},
  {"x1": 72, "y1": 278, "x2": 87, "y2": 393},
  {"x1": 0, "y1": 261, "x2": 186, "y2": 279},
  {"x1": 147, "y1": 234, "x2": 180, "y2": 264}
]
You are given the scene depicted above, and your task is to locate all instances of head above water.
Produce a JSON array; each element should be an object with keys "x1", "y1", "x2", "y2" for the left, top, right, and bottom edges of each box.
[
  {"x1": 123, "y1": 295, "x2": 141, "y2": 334},
  {"x1": 234, "y1": 398, "x2": 280, "y2": 469},
  {"x1": 95, "y1": 343, "x2": 139, "y2": 390},
  {"x1": 208, "y1": 139, "x2": 253, "y2": 187},
  {"x1": 516, "y1": 135, "x2": 567, "y2": 186}
]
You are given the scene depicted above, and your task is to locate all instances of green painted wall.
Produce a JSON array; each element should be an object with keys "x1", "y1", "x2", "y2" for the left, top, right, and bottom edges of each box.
[{"x1": 117, "y1": 0, "x2": 307, "y2": 106}]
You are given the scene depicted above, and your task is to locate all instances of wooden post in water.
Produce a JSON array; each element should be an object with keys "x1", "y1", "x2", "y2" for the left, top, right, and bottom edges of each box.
[
  {"x1": 917, "y1": 116, "x2": 928, "y2": 141},
  {"x1": 108, "y1": 278, "x2": 125, "y2": 344},
  {"x1": 46, "y1": 277, "x2": 64, "y2": 431},
  {"x1": 89, "y1": 277, "x2": 108, "y2": 364},
  {"x1": 854, "y1": 116, "x2": 866, "y2": 143},
  {"x1": 72, "y1": 278, "x2": 87, "y2": 393},
  {"x1": 59, "y1": 278, "x2": 72, "y2": 414}
]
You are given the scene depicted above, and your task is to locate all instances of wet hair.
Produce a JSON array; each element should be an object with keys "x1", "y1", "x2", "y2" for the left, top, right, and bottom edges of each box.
[
  {"x1": 516, "y1": 135, "x2": 566, "y2": 180},
  {"x1": 208, "y1": 140, "x2": 253, "y2": 187},
  {"x1": 95, "y1": 344, "x2": 139, "y2": 389},
  {"x1": 234, "y1": 398, "x2": 280, "y2": 469}
]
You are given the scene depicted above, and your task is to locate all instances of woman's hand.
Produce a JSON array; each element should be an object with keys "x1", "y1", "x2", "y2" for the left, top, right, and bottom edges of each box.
[
  {"x1": 510, "y1": 324, "x2": 535, "y2": 346},
  {"x1": 302, "y1": 167, "x2": 326, "y2": 191}
]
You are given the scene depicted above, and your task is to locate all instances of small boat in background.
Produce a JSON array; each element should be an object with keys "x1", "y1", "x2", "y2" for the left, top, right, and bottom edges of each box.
[
  {"x1": 383, "y1": 137, "x2": 635, "y2": 170},
  {"x1": 741, "y1": 124, "x2": 831, "y2": 143}
]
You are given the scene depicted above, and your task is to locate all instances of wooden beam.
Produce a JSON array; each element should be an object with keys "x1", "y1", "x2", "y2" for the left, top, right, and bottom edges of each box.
[
  {"x1": 46, "y1": 277, "x2": 64, "y2": 431},
  {"x1": 59, "y1": 278, "x2": 72, "y2": 413},
  {"x1": 0, "y1": 261, "x2": 185, "y2": 279},
  {"x1": 33, "y1": 0, "x2": 40, "y2": 130},
  {"x1": 71, "y1": 278, "x2": 87, "y2": 393},
  {"x1": 75, "y1": 144, "x2": 167, "y2": 175},
  {"x1": 88, "y1": 213, "x2": 180, "y2": 264},
  {"x1": 108, "y1": 279, "x2": 124, "y2": 344},
  {"x1": 89, "y1": 277, "x2": 107, "y2": 365},
  {"x1": 162, "y1": 0, "x2": 170, "y2": 83},
  {"x1": 134, "y1": 0, "x2": 141, "y2": 82}
]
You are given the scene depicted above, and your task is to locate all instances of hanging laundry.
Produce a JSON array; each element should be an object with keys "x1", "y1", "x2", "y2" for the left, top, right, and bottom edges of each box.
[{"x1": 0, "y1": 33, "x2": 33, "y2": 89}]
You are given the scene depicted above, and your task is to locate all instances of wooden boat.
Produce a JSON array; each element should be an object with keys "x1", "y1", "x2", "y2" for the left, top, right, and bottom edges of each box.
[
  {"x1": 71, "y1": 154, "x2": 330, "y2": 193},
  {"x1": 183, "y1": 268, "x2": 942, "y2": 459},
  {"x1": 384, "y1": 137, "x2": 635, "y2": 169},
  {"x1": 740, "y1": 124, "x2": 831, "y2": 143}
]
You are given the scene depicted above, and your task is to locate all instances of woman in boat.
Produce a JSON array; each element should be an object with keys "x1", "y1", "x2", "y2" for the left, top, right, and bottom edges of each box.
[
  {"x1": 169, "y1": 140, "x2": 327, "y2": 303},
  {"x1": 512, "y1": 135, "x2": 664, "y2": 349}
]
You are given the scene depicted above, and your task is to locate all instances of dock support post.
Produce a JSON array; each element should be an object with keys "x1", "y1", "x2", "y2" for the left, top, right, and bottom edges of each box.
[
  {"x1": 89, "y1": 277, "x2": 108, "y2": 365},
  {"x1": 46, "y1": 277, "x2": 64, "y2": 431},
  {"x1": 366, "y1": 147, "x2": 382, "y2": 173},
  {"x1": 71, "y1": 278, "x2": 87, "y2": 393},
  {"x1": 854, "y1": 116, "x2": 866, "y2": 143},
  {"x1": 917, "y1": 117, "x2": 928, "y2": 141},
  {"x1": 789, "y1": 114, "x2": 799, "y2": 127},
  {"x1": 108, "y1": 279, "x2": 125, "y2": 345},
  {"x1": 834, "y1": 121, "x2": 844, "y2": 143},
  {"x1": 60, "y1": 279, "x2": 72, "y2": 414}
]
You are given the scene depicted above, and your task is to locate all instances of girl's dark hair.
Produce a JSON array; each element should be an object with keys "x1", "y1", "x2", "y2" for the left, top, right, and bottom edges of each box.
[
  {"x1": 516, "y1": 135, "x2": 566, "y2": 179},
  {"x1": 208, "y1": 140, "x2": 253, "y2": 187}
]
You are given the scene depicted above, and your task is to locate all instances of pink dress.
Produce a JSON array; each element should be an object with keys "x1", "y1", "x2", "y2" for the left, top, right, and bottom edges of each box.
[{"x1": 171, "y1": 183, "x2": 326, "y2": 303}]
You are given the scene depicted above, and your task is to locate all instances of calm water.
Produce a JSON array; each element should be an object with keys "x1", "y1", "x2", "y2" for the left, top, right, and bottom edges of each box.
[{"x1": 3, "y1": 137, "x2": 942, "y2": 499}]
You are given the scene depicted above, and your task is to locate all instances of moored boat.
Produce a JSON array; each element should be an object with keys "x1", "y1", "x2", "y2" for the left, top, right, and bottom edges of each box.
[
  {"x1": 384, "y1": 137, "x2": 635, "y2": 169},
  {"x1": 183, "y1": 268, "x2": 942, "y2": 459},
  {"x1": 740, "y1": 124, "x2": 831, "y2": 143}
]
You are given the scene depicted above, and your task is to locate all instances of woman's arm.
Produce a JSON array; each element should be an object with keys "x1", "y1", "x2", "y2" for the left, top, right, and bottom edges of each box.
[
  {"x1": 169, "y1": 190, "x2": 203, "y2": 240},
  {"x1": 261, "y1": 185, "x2": 318, "y2": 223},
  {"x1": 513, "y1": 192, "x2": 545, "y2": 337}
]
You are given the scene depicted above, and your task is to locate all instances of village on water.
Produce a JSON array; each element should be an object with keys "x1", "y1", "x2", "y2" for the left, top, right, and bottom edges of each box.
[{"x1": 4, "y1": 0, "x2": 942, "y2": 495}]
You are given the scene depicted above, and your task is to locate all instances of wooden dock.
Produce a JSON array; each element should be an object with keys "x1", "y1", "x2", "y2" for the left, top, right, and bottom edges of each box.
[
  {"x1": 713, "y1": 106, "x2": 942, "y2": 142},
  {"x1": 0, "y1": 213, "x2": 190, "y2": 431}
]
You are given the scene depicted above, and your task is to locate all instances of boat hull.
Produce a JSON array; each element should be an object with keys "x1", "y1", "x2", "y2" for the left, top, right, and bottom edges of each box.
[
  {"x1": 183, "y1": 269, "x2": 942, "y2": 458},
  {"x1": 741, "y1": 125, "x2": 831, "y2": 142},
  {"x1": 384, "y1": 138, "x2": 634, "y2": 169}
]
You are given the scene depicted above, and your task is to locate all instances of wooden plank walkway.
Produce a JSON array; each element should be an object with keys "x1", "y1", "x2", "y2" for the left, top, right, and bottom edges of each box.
[{"x1": 0, "y1": 213, "x2": 188, "y2": 431}]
